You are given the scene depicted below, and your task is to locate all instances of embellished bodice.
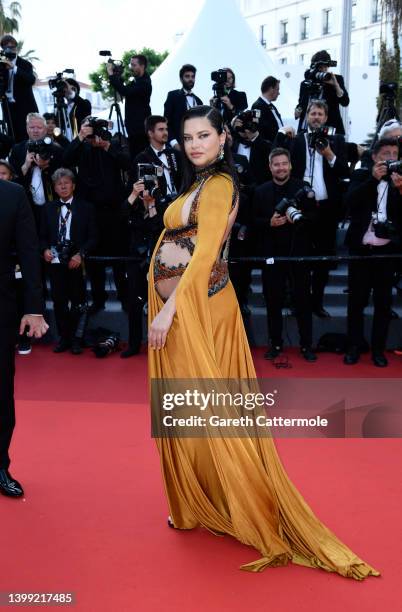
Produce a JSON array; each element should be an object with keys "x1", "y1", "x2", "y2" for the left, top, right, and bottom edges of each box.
[{"x1": 153, "y1": 174, "x2": 238, "y2": 301}]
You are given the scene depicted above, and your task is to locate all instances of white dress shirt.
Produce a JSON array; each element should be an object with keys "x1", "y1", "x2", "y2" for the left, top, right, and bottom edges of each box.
[
  {"x1": 303, "y1": 131, "x2": 336, "y2": 201},
  {"x1": 151, "y1": 146, "x2": 174, "y2": 195},
  {"x1": 6, "y1": 59, "x2": 17, "y2": 103},
  {"x1": 30, "y1": 166, "x2": 46, "y2": 205},
  {"x1": 362, "y1": 181, "x2": 391, "y2": 246},
  {"x1": 59, "y1": 197, "x2": 73, "y2": 241},
  {"x1": 260, "y1": 95, "x2": 283, "y2": 128}
]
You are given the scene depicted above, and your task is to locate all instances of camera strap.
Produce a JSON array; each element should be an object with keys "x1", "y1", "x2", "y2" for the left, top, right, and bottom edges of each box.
[{"x1": 58, "y1": 208, "x2": 71, "y2": 242}]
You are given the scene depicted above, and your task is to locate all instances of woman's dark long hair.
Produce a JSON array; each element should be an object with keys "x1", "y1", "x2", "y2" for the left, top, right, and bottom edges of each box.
[{"x1": 178, "y1": 105, "x2": 238, "y2": 195}]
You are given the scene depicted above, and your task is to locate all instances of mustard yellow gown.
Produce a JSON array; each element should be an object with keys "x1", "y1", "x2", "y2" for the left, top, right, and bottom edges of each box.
[{"x1": 148, "y1": 171, "x2": 380, "y2": 578}]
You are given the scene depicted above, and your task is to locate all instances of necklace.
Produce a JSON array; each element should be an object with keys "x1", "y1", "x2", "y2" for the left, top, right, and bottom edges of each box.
[{"x1": 194, "y1": 160, "x2": 223, "y2": 183}]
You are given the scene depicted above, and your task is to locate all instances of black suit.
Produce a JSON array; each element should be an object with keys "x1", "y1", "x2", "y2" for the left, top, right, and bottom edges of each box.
[
  {"x1": 217, "y1": 89, "x2": 248, "y2": 124},
  {"x1": 69, "y1": 95, "x2": 92, "y2": 135},
  {"x1": 109, "y1": 72, "x2": 152, "y2": 158},
  {"x1": 231, "y1": 134, "x2": 272, "y2": 186},
  {"x1": 0, "y1": 181, "x2": 43, "y2": 469},
  {"x1": 274, "y1": 130, "x2": 349, "y2": 308},
  {"x1": 251, "y1": 97, "x2": 283, "y2": 142},
  {"x1": 163, "y1": 89, "x2": 203, "y2": 144},
  {"x1": 4, "y1": 57, "x2": 38, "y2": 143},
  {"x1": 344, "y1": 174, "x2": 402, "y2": 351},
  {"x1": 253, "y1": 177, "x2": 315, "y2": 348},
  {"x1": 296, "y1": 74, "x2": 349, "y2": 135},
  {"x1": 130, "y1": 145, "x2": 182, "y2": 196},
  {"x1": 40, "y1": 197, "x2": 97, "y2": 342},
  {"x1": 9, "y1": 140, "x2": 64, "y2": 226}
]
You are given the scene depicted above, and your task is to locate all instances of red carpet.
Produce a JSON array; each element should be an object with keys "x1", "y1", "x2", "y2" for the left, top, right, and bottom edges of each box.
[{"x1": 1, "y1": 346, "x2": 400, "y2": 611}]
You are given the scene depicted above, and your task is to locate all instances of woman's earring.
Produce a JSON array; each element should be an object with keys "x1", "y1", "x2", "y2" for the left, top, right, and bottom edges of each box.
[{"x1": 219, "y1": 144, "x2": 224, "y2": 161}]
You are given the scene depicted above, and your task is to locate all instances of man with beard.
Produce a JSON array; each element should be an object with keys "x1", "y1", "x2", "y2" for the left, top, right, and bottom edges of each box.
[{"x1": 163, "y1": 64, "x2": 203, "y2": 148}]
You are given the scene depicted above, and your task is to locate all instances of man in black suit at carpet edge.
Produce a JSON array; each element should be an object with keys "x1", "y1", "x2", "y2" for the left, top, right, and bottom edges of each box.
[
  {"x1": 343, "y1": 138, "x2": 402, "y2": 368},
  {"x1": 274, "y1": 99, "x2": 349, "y2": 317},
  {"x1": 0, "y1": 34, "x2": 38, "y2": 143},
  {"x1": 295, "y1": 50, "x2": 350, "y2": 135},
  {"x1": 251, "y1": 76, "x2": 283, "y2": 143},
  {"x1": 210, "y1": 67, "x2": 248, "y2": 125},
  {"x1": 40, "y1": 168, "x2": 98, "y2": 355},
  {"x1": 107, "y1": 53, "x2": 152, "y2": 159},
  {"x1": 122, "y1": 115, "x2": 181, "y2": 357},
  {"x1": 163, "y1": 64, "x2": 203, "y2": 148},
  {"x1": 0, "y1": 180, "x2": 48, "y2": 497}
]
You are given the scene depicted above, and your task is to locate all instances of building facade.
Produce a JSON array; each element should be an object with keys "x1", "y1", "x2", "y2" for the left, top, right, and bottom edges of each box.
[{"x1": 239, "y1": 0, "x2": 385, "y2": 67}]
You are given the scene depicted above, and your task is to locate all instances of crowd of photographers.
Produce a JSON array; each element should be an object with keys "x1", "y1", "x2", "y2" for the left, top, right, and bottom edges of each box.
[{"x1": 1, "y1": 34, "x2": 402, "y2": 367}]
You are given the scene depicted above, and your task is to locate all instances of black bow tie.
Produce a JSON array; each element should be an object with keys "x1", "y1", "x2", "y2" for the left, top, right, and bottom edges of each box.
[
  {"x1": 59, "y1": 201, "x2": 72, "y2": 210},
  {"x1": 239, "y1": 139, "x2": 251, "y2": 148},
  {"x1": 157, "y1": 150, "x2": 166, "y2": 157},
  {"x1": 185, "y1": 92, "x2": 194, "y2": 97}
]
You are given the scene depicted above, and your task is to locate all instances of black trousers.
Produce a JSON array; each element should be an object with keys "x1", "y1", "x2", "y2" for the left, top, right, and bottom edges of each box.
[
  {"x1": 126, "y1": 260, "x2": 148, "y2": 350},
  {"x1": 48, "y1": 264, "x2": 86, "y2": 342},
  {"x1": 347, "y1": 246, "x2": 396, "y2": 352},
  {"x1": 311, "y1": 202, "x2": 338, "y2": 308},
  {"x1": 0, "y1": 332, "x2": 16, "y2": 469},
  {"x1": 262, "y1": 262, "x2": 313, "y2": 348}
]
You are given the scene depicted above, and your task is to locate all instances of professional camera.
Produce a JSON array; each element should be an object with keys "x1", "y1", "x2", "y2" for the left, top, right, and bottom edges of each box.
[
  {"x1": 307, "y1": 126, "x2": 336, "y2": 151},
  {"x1": 99, "y1": 50, "x2": 124, "y2": 76},
  {"x1": 48, "y1": 69, "x2": 74, "y2": 101},
  {"x1": 92, "y1": 333, "x2": 120, "y2": 358},
  {"x1": 0, "y1": 47, "x2": 17, "y2": 63},
  {"x1": 379, "y1": 81, "x2": 398, "y2": 99},
  {"x1": 275, "y1": 186, "x2": 315, "y2": 224},
  {"x1": 27, "y1": 137, "x2": 53, "y2": 160},
  {"x1": 85, "y1": 117, "x2": 113, "y2": 141},
  {"x1": 137, "y1": 163, "x2": 163, "y2": 196},
  {"x1": 235, "y1": 109, "x2": 261, "y2": 133},
  {"x1": 211, "y1": 69, "x2": 228, "y2": 98},
  {"x1": 50, "y1": 240, "x2": 75, "y2": 265},
  {"x1": 383, "y1": 159, "x2": 402, "y2": 179},
  {"x1": 304, "y1": 60, "x2": 337, "y2": 84},
  {"x1": 372, "y1": 214, "x2": 400, "y2": 242}
]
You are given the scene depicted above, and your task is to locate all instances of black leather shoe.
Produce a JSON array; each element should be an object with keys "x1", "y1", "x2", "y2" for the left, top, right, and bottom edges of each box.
[
  {"x1": 264, "y1": 346, "x2": 282, "y2": 360},
  {"x1": 71, "y1": 340, "x2": 83, "y2": 355},
  {"x1": 0, "y1": 469, "x2": 24, "y2": 497},
  {"x1": 313, "y1": 307, "x2": 331, "y2": 318},
  {"x1": 372, "y1": 352, "x2": 388, "y2": 367},
  {"x1": 120, "y1": 347, "x2": 140, "y2": 358},
  {"x1": 53, "y1": 340, "x2": 71, "y2": 353},
  {"x1": 343, "y1": 347, "x2": 360, "y2": 365},
  {"x1": 300, "y1": 347, "x2": 317, "y2": 362}
]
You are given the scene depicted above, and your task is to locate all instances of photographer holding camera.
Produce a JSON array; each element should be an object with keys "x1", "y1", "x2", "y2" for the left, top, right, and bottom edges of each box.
[
  {"x1": 0, "y1": 35, "x2": 38, "y2": 143},
  {"x1": 64, "y1": 78, "x2": 92, "y2": 137},
  {"x1": 253, "y1": 148, "x2": 317, "y2": 362},
  {"x1": 343, "y1": 138, "x2": 402, "y2": 367},
  {"x1": 231, "y1": 109, "x2": 271, "y2": 185},
  {"x1": 40, "y1": 168, "x2": 97, "y2": 354},
  {"x1": 62, "y1": 116, "x2": 130, "y2": 313},
  {"x1": 251, "y1": 76, "x2": 284, "y2": 143},
  {"x1": 210, "y1": 68, "x2": 247, "y2": 124},
  {"x1": 107, "y1": 54, "x2": 152, "y2": 159},
  {"x1": 295, "y1": 50, "x2": 349, "y2": 135},
  {"x1": 275, "y1": 99, "x2": 349, "y2": 317},
  {"x1": 163, "y1": 64, "x2": 203, "y2": 148},
  {"x1": 9, "y1": 113, "x2": 64, "y2": 227}
]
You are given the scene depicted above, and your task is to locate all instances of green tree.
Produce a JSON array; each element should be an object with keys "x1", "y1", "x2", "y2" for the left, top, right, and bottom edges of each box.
[
  {"x1": 0, "y1": 0, "x2": 21, "y2": 36},
  {"x1": 89, "y1": 47, "x2": 168, "y2": 100}
]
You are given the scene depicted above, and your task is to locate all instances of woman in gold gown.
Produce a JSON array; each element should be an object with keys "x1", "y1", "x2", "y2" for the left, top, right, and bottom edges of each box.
[{"x1": 147, "y1": 106, "x2": 379, "y2": 579}]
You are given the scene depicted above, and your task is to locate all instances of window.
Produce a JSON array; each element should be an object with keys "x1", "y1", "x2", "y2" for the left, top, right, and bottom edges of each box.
[
  {"x1": 323, "y1": 8, "x2": 332, "y2": 35},
  {"x1": 280, "y1": 20, "x2": 288, "y2": 44},
  {"x1": 300, "y1": 15, "x2": 310, "y2": 40},
  {"x1": 279, "y1": 57, "x2": 287, "y2": 65},
  {"x1": 369, "y1": 38, "x2": 380, "y2": 65},
  {"x1": 299, "y1": 53, "x2": 306, "y2": 64},
  {"x1": 372, "y1": 0, "x2": 381, "y2": 23},
  {"x1": 351, "y1": 0, "x2": 357, "y2": 29},
  {"x1": 259, "y1": 24, "x2": 267, "y2": 48}
]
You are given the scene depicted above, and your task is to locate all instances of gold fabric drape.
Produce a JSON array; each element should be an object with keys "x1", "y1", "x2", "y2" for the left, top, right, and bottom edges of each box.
[{"x1": 148, "y1": 173, "x2": 380, "y2": 579}]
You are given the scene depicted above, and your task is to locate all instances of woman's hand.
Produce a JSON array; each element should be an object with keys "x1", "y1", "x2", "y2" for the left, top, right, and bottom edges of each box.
[
  {"x1": 149, "y1": 308, "x2": 174, "y2": 350},
  {"x1": 128, "y1": 180, "x2": 145, "y2": 204}
]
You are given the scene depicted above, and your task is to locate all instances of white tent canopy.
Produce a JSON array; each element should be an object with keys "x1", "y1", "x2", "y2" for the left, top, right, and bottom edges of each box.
[{"x1": 150, "y1": 0, "x2": 297, "y2": 122}]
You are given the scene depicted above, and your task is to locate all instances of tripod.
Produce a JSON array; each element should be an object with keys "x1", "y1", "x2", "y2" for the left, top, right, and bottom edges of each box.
[
  {"x1": 53, "y1": 94, "x2": 74, "y2": 140},
  {"x1": 375, "y1": 94, "x2": 399, "y2": 134},
  {"x1": 108, "y1": 87, "x2": 127, "y2": 146},
  {"x1": 0, "y1": 75, "x2": 15, "y2": 141}
]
